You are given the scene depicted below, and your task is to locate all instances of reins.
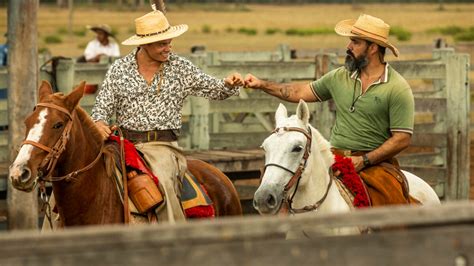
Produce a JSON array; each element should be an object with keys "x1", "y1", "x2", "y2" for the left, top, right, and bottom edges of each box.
[{"x1": 261, "y1": 126, "x2": 333, "y2": 214}]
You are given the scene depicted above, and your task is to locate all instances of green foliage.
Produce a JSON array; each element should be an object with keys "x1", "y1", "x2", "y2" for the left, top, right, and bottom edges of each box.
[
  {"x1": 265, "y1": 28, "x2": 281, "y2": 35},
  {"x1": 202, "y1": 24, "x2": 212, "y2": 34},
  {"x1": 44, "y1": 35, "x2": 62, "y2": 44},
  {"x1": 285, "y1": 27, "x2": 332, "y2": 36},
  {"x1": 73, "y1": 29, "x2": 87, "y2": 37},
  {"x1": 56, "y1": 27, "x2": 68, "y2": 35},
  {"x1": 110, "y1": 28, "x2": 119, "y2": 36},
  {"x1": 427, "y1": 25, "x2": 464, "y2": 35},
  {"x1": 237, "y1": 27, "x2": 257, "y2": 35},
  {"x1": 390, "y1": 26, "x2": 412, "y2": 41},
  {"x1": 427, "y1": 25, "x2": 474, "y2": 42},
  {"x1": 454, "y1": 29, "x2": 474, "y2": 42}
]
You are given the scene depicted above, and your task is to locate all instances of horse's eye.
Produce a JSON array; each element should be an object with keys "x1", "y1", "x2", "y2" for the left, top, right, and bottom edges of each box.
[
  {"x1": 52, "y1": 122, "x2": 64, "y2": 129},
  {"x1": 292, "y1": 146, "x2": 303, "y2": 153}
]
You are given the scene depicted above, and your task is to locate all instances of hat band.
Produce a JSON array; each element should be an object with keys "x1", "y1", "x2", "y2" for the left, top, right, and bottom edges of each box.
[
  {"x1": 351, "y1": 25, "x2": 387, "y2": 41},
  {"x1": 136, "y1": 26, "x2": 171, "y2": 37}
]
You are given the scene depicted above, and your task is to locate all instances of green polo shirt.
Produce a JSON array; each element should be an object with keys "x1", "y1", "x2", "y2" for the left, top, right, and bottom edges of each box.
[{"x1": 310, "y1": 64, "x2": 414, "y2": 151}]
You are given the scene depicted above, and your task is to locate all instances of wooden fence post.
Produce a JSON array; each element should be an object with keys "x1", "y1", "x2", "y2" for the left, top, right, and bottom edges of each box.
[
  {"x1": 7, "y1": 0, "x2": 38, "y2": 230},
  {"x1": 188, "y1": 54, "x2": 210, "y2": 150},
  {"x1": 433, "y1": 48, "x2": 470, "y2": 200},
  {"x1": 55, "y1": 58, "x2": 75, "y2": 93},
  {"x1": 312, "y1": 53, "x2": 337, "y2": 139}
]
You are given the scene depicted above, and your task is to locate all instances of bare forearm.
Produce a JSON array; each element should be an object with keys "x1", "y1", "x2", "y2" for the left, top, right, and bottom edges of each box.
[
  {"x1": 366, "y1": 132, "x2": 411, "y2": 165},
  {"x1": 258, "y1": 81, "x2": 315, "y2": 103}
]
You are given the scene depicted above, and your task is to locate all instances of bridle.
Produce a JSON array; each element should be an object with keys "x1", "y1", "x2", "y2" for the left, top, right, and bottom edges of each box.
[
  {"x1": 19, "y1": 102, "x2": 105, "y2": 229},
  {"x1": 22, "y1": 102, "x2": 104, "y2": 183},
  {"x1": 261, "y1": 126, "x2": 333, "y2": 214}
]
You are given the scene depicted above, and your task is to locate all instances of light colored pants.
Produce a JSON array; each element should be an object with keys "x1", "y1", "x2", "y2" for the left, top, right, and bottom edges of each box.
[{"x1": 135, "y1": 141, "x2": 187, "y2": 224}]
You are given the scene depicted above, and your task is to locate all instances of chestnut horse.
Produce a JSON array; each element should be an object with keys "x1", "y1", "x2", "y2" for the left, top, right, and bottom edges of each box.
[{"x1": 9, "y1": 81, "x2": 242, "y2": 226}]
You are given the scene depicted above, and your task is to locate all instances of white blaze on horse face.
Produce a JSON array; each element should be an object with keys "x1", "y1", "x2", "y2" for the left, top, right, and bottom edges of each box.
[{"x1": 12, "y1": 109, "x2": 48, "y2": 167}]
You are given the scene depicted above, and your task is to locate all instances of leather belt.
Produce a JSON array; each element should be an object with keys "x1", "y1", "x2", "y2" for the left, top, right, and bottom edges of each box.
[
  {"x1": 331, "y1": 148, "x2": 367, "y2": 157},
  {"x1": 120, "y1": 128, "x2": 177, "y2": 143}
]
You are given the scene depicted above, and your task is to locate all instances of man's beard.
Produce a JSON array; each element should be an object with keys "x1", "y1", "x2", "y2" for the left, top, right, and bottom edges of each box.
[{"x1": 344, "y1": 50, "x2": 369, "y2": 72}]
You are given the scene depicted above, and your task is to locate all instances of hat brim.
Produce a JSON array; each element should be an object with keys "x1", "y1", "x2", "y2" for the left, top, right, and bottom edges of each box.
[
  {"x1": 87, "y1": 25, "x2": 113, "y2": 36},
  {"x1": 335, "y1": 19, "x2": 399, "y2": 57},
  {"x1": 122, "y1": 24, "x2": 188, "y2": 46}
]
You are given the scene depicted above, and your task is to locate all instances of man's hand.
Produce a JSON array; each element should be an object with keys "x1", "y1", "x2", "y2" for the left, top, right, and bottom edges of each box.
[
  {"x1": 95, "y1": 120, "x2": 112, "y2": 141},
  {"x1": 244, "y1": 73, "x2": 263, "y2": 89},
  {"x1": 224, "y1": 72, "x2": 244, "y2": 87},
  {"x1": 350, "y1": 156, "x2": 365, "y2": 172}
]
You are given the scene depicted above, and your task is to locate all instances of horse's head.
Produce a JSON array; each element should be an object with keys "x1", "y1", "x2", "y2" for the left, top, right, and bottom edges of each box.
[
  {"x1": 9, "y1": 81, "x2": 85, "y2": 192},
  {"x1": 253, "y1": 100, "x2": 333, "y2": 215}
]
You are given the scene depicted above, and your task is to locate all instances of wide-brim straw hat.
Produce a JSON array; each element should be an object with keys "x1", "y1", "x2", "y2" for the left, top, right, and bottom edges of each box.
[
  {"x1": 122, "y1": 10, "x2": 188, "y2": 46},
  {"x1": 87, "y1": 24, "x2": 113, "y2": 37},
  {"x1": 335, "y1": 14, "x2": 399, "y2": 57}
]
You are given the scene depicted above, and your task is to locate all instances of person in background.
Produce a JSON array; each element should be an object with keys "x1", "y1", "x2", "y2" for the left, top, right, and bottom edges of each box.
[
  {"x1": 82, "y1": 24, "x2": 120, "y2": 63},
  {"x1": 0, "y1": 33, "x2": 8, "y2": 66}
]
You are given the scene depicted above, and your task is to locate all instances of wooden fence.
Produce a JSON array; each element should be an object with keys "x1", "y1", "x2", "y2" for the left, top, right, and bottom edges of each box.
[
  {"x1": 0, "y1": 47, "x2": 470, "y2": 201},
  {"x1": 0, "y1": 201, "x2": 472, "y2": 265}
]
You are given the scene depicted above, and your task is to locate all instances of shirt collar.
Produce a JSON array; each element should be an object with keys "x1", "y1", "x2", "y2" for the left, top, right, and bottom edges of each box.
[{"x1": 349, "y1": 63, "x2": 390, "y2": 83}]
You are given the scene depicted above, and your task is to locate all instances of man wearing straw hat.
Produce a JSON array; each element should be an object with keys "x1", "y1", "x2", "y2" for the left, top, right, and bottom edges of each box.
[
  {"x1": 245, "y1": 14, "x2": 415, "y2": 206},
  {"x1": 82, "y1": 24, "x2": 120, "y2": 63},
  {"x1": 91, "y1": 9, "x2": 243, "y2": 223}
]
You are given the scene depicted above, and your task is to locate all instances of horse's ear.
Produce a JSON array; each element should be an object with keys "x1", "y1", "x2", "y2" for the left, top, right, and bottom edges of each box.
[
  {"x1": 38, "y1": 80, "x2": 53, "y2": 102},
  {"x1": 296, "y1": 99, "x2": 310, "y2": 125},
  {"x1": 275, "y1": 103, "x2": 288, "y2": 127},
  {"x1": 65, "y1": 81, "x2": 86, "y2": 110}
]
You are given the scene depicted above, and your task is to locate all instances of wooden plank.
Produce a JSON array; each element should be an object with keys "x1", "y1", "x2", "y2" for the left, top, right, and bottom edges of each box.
[
  {"x1": 2, "y1": 225, "x2": 472, "y2": 266},
  {"x1": 402, "y1": 166, "x2": 446, "y2": 188},
  {"x1": 390, "y1": 60, "x2": 446, "y2": 79},
  {"x1": 206, "y1": 61, "x2": 316, "y2": 80},
  {"x1": 414, "y1": 98, "x2": 447, "y2": 113},
  {"x1": 210, "y1": 132, "x2": 268, "y2": 149},
  {"x1": 210, "y1": 98, "x2": 316, "y2": 114},
  {"x1": 0, "y1": 202, "x2": 473, "y2": 266},
  {"x1": 398, "y1": 152, "x2": 444, "y2": 166},
  {"x1": 410, "y1": 133, "x2": 447, "y2": 147}
]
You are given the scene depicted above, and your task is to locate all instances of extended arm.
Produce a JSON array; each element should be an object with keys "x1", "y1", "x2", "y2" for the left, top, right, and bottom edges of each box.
[{"x1": 244, "y1": 73, "x2": 318, "y2": 103}]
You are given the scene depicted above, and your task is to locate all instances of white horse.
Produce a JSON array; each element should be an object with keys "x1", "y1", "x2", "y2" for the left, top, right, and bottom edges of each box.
[{"x1": 253, "y1": 100, "x2": 440, "y2": 233}]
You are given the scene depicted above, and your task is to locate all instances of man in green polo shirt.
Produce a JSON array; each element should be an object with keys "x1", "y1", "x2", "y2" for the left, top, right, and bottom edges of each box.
[{"x1": 244, "y1": 14, "x2": 414, "y2": 205}]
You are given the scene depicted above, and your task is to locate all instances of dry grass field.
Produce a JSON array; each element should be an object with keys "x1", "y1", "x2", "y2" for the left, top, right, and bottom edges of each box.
[{"x1": 0, "y1": 3, "x2": 473, "y2": 59}]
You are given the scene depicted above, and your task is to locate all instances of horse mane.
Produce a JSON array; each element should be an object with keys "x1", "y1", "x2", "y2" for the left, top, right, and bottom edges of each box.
[
  {"x1": 308, "y1": 124, "x2": 334, "y2": 169},
  {"x1": 74, "y1": 105, "x2": 116, "y2": 177}
]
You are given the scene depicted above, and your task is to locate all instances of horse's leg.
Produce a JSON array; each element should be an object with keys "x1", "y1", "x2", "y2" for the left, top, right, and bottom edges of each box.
[
  {"x1": 135, "y1": 142, "x2": 187, "y2": 223},
  {"x1": 187, "y1": 159, "x2": 242, "y2": 216}
]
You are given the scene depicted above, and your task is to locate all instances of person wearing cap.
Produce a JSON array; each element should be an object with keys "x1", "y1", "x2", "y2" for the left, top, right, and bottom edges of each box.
[
  {"x1": 91, "y1": 9, "x2": 244, "y2": 223},
  {"x1": 245, "y1": 14, "x2": 414, "y2": 206},
  {"x1": 83, "y1": 24, "x2": 120, "y2": 63}
]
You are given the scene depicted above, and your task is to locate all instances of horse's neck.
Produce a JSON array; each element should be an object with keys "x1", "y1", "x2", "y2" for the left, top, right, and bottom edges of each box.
[
  {"x1": 53, "y1": 110, "x2": 123, "y2": 225},
  {"x1": 291, "y1": 154, "x2": 351, "y2": 214}
]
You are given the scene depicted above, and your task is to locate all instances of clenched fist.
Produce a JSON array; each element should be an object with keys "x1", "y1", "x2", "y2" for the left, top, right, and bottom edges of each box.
[{"x1": 224, "y1": 72, "x2": 244, "y2": 87}]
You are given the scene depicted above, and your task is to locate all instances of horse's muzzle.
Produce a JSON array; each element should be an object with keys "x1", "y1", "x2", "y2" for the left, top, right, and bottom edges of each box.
[
  {"x1": 253, "y1": 184, "x2": 283, "y2": 215},
  {"x1": 9, "y1": 165, "x2": 36, "y2": 192}
]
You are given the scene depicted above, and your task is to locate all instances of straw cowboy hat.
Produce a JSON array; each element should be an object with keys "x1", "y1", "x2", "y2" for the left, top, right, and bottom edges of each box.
[
  {"x1": 122, "y1": 10, "x2": 188, "y2": 46},
  {"x1": 87, "y1": 24, "x2": 114, "y2": 37},
  {"x1": 335, "y1": 14, "x2": 399, "y2": 57}
]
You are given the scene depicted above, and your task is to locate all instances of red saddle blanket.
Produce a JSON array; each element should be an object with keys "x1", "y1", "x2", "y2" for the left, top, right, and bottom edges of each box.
[
  {"x1": 108, "y1": 135, "x2": 214, "y2": 218},
  {"x1": 331, "y1": 154, "x2": 371, "y2": 208}
]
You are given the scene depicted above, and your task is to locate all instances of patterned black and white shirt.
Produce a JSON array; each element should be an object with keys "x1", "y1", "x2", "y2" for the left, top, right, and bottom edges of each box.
[{"x1": 91, "y1": 49, "x2": 239, "y2": 131}]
